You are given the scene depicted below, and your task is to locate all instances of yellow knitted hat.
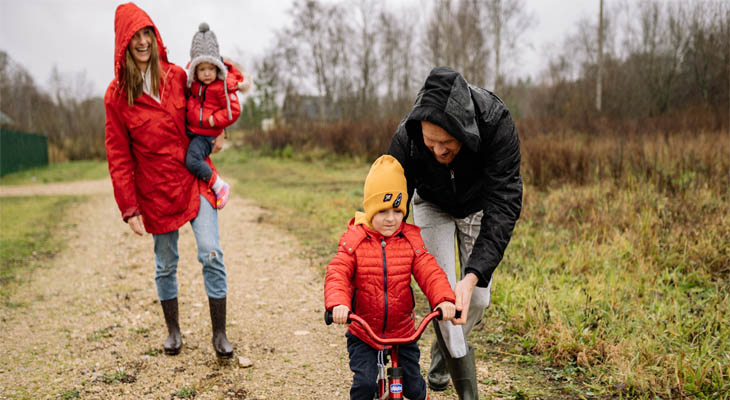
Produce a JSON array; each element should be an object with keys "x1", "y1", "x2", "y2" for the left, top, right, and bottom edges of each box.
[{"x1": 362, "y1": 155, "x2": 408, "y2": 226}]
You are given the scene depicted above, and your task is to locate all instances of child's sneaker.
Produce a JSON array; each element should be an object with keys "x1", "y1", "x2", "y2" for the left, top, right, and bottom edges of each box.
[{"x1": 215, "y1": 183, "x2": 230, "y2": 209}]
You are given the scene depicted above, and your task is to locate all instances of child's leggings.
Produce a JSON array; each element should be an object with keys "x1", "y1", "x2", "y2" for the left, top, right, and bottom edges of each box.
[{"x1": 185, "y1": 132, "x2": 215, "y2": 182}]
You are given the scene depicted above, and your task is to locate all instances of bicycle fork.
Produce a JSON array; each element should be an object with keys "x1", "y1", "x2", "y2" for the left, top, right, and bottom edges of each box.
[{"x1": 377, "y1": 347, "x2": 404, "y2": 399}]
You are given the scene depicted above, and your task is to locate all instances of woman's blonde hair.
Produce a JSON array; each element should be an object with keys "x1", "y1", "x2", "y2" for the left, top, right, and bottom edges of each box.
[{"x1": 122, "y1": 27, "x2": 161, "y2": 106}]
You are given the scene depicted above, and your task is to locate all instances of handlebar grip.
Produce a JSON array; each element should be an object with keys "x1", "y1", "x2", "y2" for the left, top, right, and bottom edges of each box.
[
  {"x1": 324, "y1": 309, "x2": 352, "y2": 325},
  {"x1": 435, "y1": 309, "x2": 462, "y2": 320}
]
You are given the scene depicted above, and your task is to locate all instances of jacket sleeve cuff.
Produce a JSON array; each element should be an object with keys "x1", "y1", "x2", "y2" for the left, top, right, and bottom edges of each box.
[
  {"x1": 430, "y1": 294, "x2": 456, "y2": 309},
  {"x1": 325, "y1": 297, "x2": 350, "y2": 310},
  {"x1": 122, "y1": 208, "x2": 141, "y2": 222},
  {"x1": 464, "y1": 267, "x2": 492, "y2": 288}
]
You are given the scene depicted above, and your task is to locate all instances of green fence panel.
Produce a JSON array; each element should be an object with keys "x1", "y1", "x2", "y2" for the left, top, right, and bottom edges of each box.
[{"x1": 0, "y1": 129, "x2": 49, "y2": 177}]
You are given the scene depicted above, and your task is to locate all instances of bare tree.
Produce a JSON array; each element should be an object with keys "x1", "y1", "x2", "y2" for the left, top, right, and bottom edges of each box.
[
  {"x1": 277, "y1": 0, "x2": 352, "y2": 119},
  {"x1": 377, "y1": 4, "x2": 423, "y2": 116},
  {"x1": 379, "y1": 9, "x2": 398, "y2": 101},
  {"x1": 424, "y1": 0, "x2": 489, "y2": 85},
  {"x1": 483, "y1": 0, "x2": 534, "y2": 91},
  {"x1": 350, "y1": 0, "x2": 380, "y2": 115},
  {"x1": 596, "y1": 0, "x2": 604, "y2": 111},
  {"x1": 636, "y1": 0, "x2": 688, "y2": 115}
]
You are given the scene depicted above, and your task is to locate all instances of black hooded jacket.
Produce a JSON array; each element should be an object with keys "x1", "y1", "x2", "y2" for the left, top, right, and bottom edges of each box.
[{"x1": 388, "y1": 67, "x2": 522, "y2": 288}]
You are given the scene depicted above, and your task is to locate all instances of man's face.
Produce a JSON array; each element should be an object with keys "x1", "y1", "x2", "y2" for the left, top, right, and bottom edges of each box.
[{"x1": 421, "y1": 120, "x2": 462, "y2": 165}]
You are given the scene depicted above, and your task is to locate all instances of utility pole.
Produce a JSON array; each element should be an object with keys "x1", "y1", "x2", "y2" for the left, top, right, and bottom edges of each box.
[{"x1": 596, "y1": 0, "x2": 604, "y2": 112}]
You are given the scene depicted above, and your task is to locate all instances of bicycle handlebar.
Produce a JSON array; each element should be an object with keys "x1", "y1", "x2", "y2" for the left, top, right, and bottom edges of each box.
[{"x1": 324, "y1": 308, "x2": 461, "y2": 346}]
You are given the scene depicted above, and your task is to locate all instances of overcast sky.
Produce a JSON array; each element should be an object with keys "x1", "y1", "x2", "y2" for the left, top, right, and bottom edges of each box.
[{"x1": 0, "y1": 0, "x2": 601, "y2": 98}]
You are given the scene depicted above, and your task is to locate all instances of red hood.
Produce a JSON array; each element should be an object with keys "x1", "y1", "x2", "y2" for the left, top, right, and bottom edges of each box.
[{"x1": 113, "y1": 2, "x2": 168, "y2": 82}]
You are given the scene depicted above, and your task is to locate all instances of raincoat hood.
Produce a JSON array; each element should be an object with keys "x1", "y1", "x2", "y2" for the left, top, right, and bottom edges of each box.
[
  {"x1": 404, "y1": 66, "x2": 482, "y2": 153},
  {"x1": 113, "y1": 2, "x2": 168, "y2": 82}
]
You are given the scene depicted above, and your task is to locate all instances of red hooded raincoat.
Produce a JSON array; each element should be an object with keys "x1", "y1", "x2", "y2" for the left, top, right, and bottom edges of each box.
[{"x1": 105, "y1": 3, "x2": 217, "y2": 234}]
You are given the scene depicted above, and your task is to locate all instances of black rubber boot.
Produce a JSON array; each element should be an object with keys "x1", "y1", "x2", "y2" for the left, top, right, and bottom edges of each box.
[
  {"x1": 434, "y1": 324, "x2": 479, "y2": 399},
  {"x1": 160, "y1": 298, "x2": 182, "y2": 355},
  {"x1": 427, "y1": 337, "x2": 451, "y2": 391},
  {"x1": 208, "y1": 297, "x2": 233, "y2": 359}
]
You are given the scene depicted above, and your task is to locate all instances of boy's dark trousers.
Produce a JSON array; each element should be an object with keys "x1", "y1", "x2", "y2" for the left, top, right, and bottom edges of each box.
[
  {"x1": 186, "y1": 131, "x2": 215, "y2": 182},
  {"x1": 346, "y1": 332, "x2": 427, "y2": 400}
]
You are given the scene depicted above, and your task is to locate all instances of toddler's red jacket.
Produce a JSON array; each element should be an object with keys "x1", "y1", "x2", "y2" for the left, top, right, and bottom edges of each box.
[{"x1": 185, "y1": 61, "x2": 243, "y2": 137}]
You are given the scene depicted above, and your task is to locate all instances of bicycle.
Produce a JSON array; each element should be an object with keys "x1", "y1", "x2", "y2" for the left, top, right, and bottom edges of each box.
[{"x1": 325, "y1": 308, "x2": 460, "y2": 399}]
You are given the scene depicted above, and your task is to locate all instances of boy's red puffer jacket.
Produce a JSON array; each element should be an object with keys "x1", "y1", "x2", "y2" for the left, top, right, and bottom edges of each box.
[
  {"x1": 324, "y1": 218, "x2": 455, "y2": 350},
  {"x1": 185, "y1": 61, "x2": 243, "y2": 137}
]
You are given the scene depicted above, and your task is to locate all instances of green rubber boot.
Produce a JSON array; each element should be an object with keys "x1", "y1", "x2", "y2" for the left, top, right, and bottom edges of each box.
[{"x1": 427, "y1": 338, "x2": 451, "y2": 391}]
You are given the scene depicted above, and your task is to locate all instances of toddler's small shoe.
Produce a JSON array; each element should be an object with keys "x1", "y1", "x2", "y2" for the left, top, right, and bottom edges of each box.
[{"x1": 216, "y1": 183, "x2": 230, "y2": 209}]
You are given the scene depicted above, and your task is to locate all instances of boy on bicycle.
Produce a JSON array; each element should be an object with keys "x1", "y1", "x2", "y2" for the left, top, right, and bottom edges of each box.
[{"x1": 325, "y1": 155, "x2": 457, "y2": 400}]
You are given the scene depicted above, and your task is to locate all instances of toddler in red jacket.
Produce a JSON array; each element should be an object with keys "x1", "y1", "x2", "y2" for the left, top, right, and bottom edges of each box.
[
  {"x1": 324, "y1": 155, "x2": 456, "y2": 400},
  {"x1": 185, "y1": 23, "x2": 250, "y2": 209}
]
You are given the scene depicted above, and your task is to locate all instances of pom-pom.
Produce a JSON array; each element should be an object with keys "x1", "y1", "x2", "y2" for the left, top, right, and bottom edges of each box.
[{"x1": 198, "y1": 22, "x2": 209, "y2": 32}]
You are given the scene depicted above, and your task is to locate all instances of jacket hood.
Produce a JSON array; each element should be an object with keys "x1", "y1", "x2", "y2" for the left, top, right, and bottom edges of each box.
[
  {"x1": 113, "y1": 2, "x2": 168, "y2": 82},
  {"x1": 404, "y1": 66, "x2": 481, "y2": 153}
]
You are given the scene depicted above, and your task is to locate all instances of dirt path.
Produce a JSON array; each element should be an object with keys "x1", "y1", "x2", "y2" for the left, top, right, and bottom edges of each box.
[
  {"x1": 0, "y1": 179, "x2": 113, "y2": 197},
  {"x1": 0, "y1": 180, "x2": 490, "y2": 399}
]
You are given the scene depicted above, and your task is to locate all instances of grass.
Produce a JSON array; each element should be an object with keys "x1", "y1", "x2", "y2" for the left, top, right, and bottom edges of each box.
[
  {"x1": 175, "y1": 387, "x2": 196, "y2": 398},
  {"x1": 480, "y1": 180, "x2": 729, "y2": 398},
  {"x1": 0, "y1": 160, "x2": 106, "y2": 301},
  {"x1": 100, "y1": 368, "x2": 136, "y2": 384},
  {"x1": 0, "y1": 160, "x2": 108, "y2": 185},
  {"x1": 0, "y1": 195, "x2": 80, "y2": 301},
  {"x1": 219, "y1": 143, "x2": 729, "y2": 399},
  {"x1": 58, "y1": 389, "x2": 80, "y2": 399}
]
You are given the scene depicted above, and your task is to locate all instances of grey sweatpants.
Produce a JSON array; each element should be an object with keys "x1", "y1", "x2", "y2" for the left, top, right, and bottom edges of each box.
[{"x1": 412, "y1": 191, "x2": 492, "y2": 358}]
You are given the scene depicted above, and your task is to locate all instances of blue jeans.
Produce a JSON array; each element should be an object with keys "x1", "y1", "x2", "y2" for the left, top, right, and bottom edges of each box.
[
  {"x1": 346, "y1": 332, "x2": 426, "y2": 400},
  {"x1": 153, "y1": 194, "x2": 226, "y2": 300}
]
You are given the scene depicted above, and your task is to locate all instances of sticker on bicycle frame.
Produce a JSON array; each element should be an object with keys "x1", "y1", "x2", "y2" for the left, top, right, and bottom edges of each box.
[{"x1": 390, "y1": 383, "x2": 403, "y2": 393}]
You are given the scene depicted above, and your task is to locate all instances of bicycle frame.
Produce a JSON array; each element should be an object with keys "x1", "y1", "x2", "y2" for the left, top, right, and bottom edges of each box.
[{"x1": 325, "y1": 308, "x2": 459, "y2": 399}]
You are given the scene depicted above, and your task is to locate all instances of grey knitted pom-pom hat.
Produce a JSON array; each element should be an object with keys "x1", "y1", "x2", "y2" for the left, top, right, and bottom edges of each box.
[{"x1": 187, "y1": 22, "x2": 232, "y2": 120}]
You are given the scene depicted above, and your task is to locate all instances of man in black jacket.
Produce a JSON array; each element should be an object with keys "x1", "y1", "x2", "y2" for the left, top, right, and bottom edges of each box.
[{"x1": 388, "y1": 67, "x2": 522, "y2": 399}]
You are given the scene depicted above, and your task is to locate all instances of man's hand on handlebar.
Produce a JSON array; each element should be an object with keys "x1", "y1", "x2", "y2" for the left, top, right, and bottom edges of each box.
[
  {"x1": 436, "y1": 301, "x2": 456, "y2": 321},
  {"x1": 332, "y1": 305, "x2": 350, "y2": 324}
]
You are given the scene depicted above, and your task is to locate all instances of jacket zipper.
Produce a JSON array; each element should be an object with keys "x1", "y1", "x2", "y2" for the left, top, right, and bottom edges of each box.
[
  {"x1": 380, "y1": 238, "x2": 388, "y2": 341},
  {"x1": 450, "y1": 168, "x2": 457, "y2": 193},
  {"x1": 198, "y1": 84, "x2": 208, "y2": 128}
]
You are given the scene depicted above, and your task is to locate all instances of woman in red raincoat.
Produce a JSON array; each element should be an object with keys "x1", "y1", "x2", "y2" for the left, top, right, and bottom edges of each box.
[{"x1": 104, "y1": 2, "x2": 232, "y2": 359}]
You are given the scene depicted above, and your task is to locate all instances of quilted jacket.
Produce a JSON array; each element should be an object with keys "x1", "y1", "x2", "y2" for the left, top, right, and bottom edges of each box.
[
  {"x1": 324, "y1": 217, "x2": 455, "y2": 350},
  {"x1": 185, "y1": 61, "x2": 243, "y2": 137}
]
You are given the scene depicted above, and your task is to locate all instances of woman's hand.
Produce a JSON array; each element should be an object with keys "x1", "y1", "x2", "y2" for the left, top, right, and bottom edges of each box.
[
  {"x1": 212, "y1": 133, "x2": 225, "y2": 153},
  {"x1": 332, "y1": 305, "x2": 350, "y2": 324},
  {"x1": 128, "y1": 215, "x2": 145, "y2": 236},
  {"x1": 208, "y1": 115, "x2": 215, "y2": 127},
  {"x1": 436, "y1": 301, "x2": 456, "y2": 321}
]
